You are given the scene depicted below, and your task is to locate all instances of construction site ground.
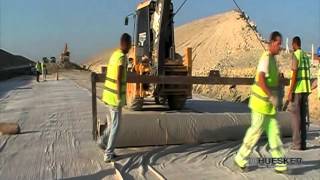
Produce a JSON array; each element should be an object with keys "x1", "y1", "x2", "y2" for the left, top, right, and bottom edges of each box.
[{"x1": 0, "y1": 72, "x2": 319, "y2": 180}]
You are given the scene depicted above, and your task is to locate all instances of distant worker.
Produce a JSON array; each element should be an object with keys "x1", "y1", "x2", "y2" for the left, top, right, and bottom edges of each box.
[
  {"x1": 287, "y1": 37, "x2": 311, "y2": 151},
  {"x1": 98, "y1": 33, "x2": 132, "y2": 163},
  {"x1": 234, "y1": 31, "x2": 287, "y2": 173},
  {"x1": 41, "y1": 61, "x2": 47, "y2": 81},
  {"x1": 35, "y1": 61, "x2": 42, "y2": 82}
]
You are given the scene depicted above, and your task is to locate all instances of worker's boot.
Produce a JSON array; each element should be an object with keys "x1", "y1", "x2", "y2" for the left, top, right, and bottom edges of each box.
[
  {"x1": 97, "y1": 134, "x2": 108, "y2": 150},
  {"x1": 274, "y1": 163, "x2": 288, "y2": 174},
  {"x1": 104, "y1": 153, "x2": 118, "y2": 163},
  {"x1": 234, "y1": 156, "x2": 248, "y2": 172}
]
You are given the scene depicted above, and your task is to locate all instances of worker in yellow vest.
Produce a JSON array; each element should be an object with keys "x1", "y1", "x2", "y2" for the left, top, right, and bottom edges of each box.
[
  {"x1": 35, "y1": 61, "x2": 42, "y2": 82},
  {"x1": 287, "y1": 37, "x2": 311, "y2": 150},
  {"x1": 234, "y1": 31, "x2": 287, "y2": 173},
  {"x1": 98, "y1": 33, "x2": 132, "y2": 163}
]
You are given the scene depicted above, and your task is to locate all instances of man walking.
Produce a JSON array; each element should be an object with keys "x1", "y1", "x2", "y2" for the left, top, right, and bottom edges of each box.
[
  {"x1": 98, "y1": 33, "x2": 132, "y2": 162},
  {"x1": 234, "y1": 31, "x2": 287, "y2": 173},
  {"x1": 287, "y1": 37, "x2": 311, "y2": 150}
]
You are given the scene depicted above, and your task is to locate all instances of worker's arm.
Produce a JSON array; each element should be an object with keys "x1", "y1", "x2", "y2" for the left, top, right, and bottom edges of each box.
[
  {"x1": 311, "y1": 79, "x2": 317, "y2": 90},
  {"x1": 257, "y1": 72, "x2": 272, "y2": 97},
  {"x1": 117, "y1": 65, "x2": 124, "y2": 101},
  {"x1": 287, "y1": 53, "x2": 298, "y2": 102},
  {"x1": 117, "y1": 56, "x2": 125, "y2": 102}
]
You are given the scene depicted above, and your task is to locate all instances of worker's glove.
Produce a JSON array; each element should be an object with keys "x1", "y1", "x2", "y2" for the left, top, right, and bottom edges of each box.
[{"x1": 269, "y1": 95, "x2": 278, "y2": 108}]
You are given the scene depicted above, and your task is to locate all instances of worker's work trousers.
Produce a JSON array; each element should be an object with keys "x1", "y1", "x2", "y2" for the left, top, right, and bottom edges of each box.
[
  {"x1": 36, "y1": 71, "x2": 40, "y2": 82},
  {"x1": 235, "y1": 111, "x2": 286, "y2": 170},
  {"x1": 288, "y1": 93, "x2": 308, "y2": 150},
  {"x1": 102, "y1": 106, "x2": 122, "y2": 156},
  {"x1": 42, "y1": 69, "x2": 46, "y2": 81}
]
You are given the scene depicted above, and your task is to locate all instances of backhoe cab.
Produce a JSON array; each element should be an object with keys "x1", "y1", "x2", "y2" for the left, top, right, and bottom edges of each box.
[{"x1": 125, "y1": 0, "x2": 192, "y2": 111}]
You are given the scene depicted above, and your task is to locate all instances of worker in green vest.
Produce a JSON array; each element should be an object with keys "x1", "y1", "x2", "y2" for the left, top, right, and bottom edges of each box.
[
  {"x1": 234, "y1": 31, "x2": 287, "y2": 173},
  {"x1": 35, "y1": 61, "x2": 42, "y2": 82},
  {"x1": 287, "y1": 37, "x2": 311, "y2": 150},
  {"x1": 98, "y1": 33, "x2": 132, "y2": 163}
]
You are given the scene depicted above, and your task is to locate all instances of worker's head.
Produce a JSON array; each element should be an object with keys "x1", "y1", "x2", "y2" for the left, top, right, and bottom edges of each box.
[
  {"x1": 120, "y1": 33, "x2": 132, "y2": 54},
  {"x1": 269, "y1": 31, "x2": 282, "y2": 55},
  {"x1": 292, "y1": 36, "x2": 301, "y2": 51}
]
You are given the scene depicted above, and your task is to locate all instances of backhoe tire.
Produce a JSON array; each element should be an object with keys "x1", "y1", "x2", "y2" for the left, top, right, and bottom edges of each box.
[
  {"x1": 127, "y1": 97, "x2": 144, "y2": 111},
  {"x1": 167, "y1": 95, "x2": 187, "y2": 110}
]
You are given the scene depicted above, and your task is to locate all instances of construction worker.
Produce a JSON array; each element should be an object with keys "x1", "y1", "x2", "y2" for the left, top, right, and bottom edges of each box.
[
  {"x1": 287, "y1": 37, "x2": 311, "y2": 151},
  {"x1": 234, "y1": 31, "x2": 287, "y2": 173},
  {"x1": 41, "y1": 61, "x2": 47, "y2": 81},
  {"x1": 98, "y1": 33, "x2": 132, "y2": 163},
  {"x1": 35, "y1": 61, "x2": 42, "y2": 82}
]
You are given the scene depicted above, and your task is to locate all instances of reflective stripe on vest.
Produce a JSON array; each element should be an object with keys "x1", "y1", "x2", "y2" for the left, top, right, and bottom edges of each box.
[
  {"x1": 102, "y1": 49, "x2": 127, "y2": 107},
  {"x1": 103, "y1": 85, "x2": 126, "y2": 94},
  {"x1": 251, "y1": 91, "x2": 269, "y2": 102},
  {"x1": 249, "y1": 51, "x2": 279, "y2": 115},
  {"x1": 291, "y1": 49, "x2": 311, "y2": 93}
]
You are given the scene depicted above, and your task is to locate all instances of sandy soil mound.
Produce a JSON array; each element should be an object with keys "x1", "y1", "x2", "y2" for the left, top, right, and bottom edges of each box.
[
  {"x1": 82, "y1": 48, "x2": 114, "y2": 72},
  {"x1": 0, "y1": 49, "x2": 34, "y2": 70}
]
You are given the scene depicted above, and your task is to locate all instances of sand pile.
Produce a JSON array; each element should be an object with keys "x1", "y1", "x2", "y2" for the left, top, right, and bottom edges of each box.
[
  {"x1": 82, "y1": 48, "x2": 114, "y2": 72},
  {"x1": 0, "y1": 49, "x2": 34, "y2": 70}
]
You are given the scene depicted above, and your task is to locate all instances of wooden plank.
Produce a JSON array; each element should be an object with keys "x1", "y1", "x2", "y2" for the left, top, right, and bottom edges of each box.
[
  {"x1": 91, "y1": 72, "x2": 98, "y2": 141},
  {"x1": 95, "y1": 72, "x2": 315, "y2": 86}
]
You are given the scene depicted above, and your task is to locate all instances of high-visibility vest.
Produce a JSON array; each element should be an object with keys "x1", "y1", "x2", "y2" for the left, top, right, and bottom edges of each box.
[
  {"x1": 249, "y1": 51, "x2": 279, "y2": 115},
  {"x1": 102, "y1": 49, "x2": 127, "y2": 107},
  {"x1": 35, "y1": 63, "x2": 41, "y2": 72},
  {"x1": 290, "y1": 49, "x2": 311, "y2": 93}
]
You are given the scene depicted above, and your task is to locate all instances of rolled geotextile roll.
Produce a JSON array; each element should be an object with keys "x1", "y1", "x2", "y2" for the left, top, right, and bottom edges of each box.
[
  {"x1": 114, "y1": 112, "x2": 292, "y2": 148},
  {"x1": 0, "y1": 123, "x2": 20, "y2": 135}
]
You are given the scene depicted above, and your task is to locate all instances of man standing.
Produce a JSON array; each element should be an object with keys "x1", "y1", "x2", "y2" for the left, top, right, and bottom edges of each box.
[
  {"x1": 287, "y1": 37, "x2": 311, "y2": 151},
  {"x1": 35, "y1": 61, "x2": 42, "y2": 82},
  {"x1": 98, "y1": 33, "x2": 132, "y2": 162},
  {"x1": 41, "y1": 61, "x2": 47, "y2": 81},
  {"x1": 234, "y1": 31, "x2": 287, "y2": 173}
]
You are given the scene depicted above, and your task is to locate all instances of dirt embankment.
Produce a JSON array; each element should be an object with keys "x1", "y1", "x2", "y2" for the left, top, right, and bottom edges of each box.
[{"x1": 0, "y1": 49, "x2": 34, "y2": 70}]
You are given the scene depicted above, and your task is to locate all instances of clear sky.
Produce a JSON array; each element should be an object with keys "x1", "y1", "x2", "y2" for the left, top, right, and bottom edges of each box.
[{"x1": 0, "y1": 0, "x2": 319, "y2": 63}]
